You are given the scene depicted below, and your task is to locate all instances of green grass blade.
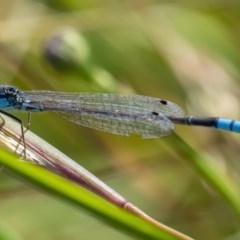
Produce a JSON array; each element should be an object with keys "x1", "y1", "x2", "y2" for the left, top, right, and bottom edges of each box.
[
  {"x1": 165, "y1": 133, "x2": 240, "y2": 218},
  {"x1": 0, "y1": 149, "x2": 190, "y2": 240}
]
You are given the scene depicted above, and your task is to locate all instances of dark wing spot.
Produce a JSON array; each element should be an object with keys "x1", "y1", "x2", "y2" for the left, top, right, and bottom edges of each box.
[
  {"x1": 152, "y1": 111, "x2": 159, "y2": 116},
  {"x1": 159, "y1": 100, "x2": 167, "y2": 105}
]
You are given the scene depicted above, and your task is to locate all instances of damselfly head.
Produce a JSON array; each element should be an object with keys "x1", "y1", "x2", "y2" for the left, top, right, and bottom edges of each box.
[{"x1": 0, "y1": 86, "x2": 18, "y2": 96}]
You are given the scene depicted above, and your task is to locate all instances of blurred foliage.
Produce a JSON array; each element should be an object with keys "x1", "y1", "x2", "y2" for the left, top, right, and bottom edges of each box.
[{"x1": 1, "y1": 0, "x2": 240, "y2": 239}]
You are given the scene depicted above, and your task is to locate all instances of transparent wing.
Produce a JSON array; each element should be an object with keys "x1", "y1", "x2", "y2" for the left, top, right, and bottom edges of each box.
[
  {"x1": 22, "y1": 91, "x2": 184, "y2": 138},
  {"x1": 58, "y1": 111, "x2": 174, "y2": 139}
]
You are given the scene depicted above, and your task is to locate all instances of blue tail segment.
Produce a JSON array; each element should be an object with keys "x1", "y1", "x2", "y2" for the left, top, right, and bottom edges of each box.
[
  {"x1": 169, "y1": 116, "x2": 240, "y2": 134},
  {"x1": 216, "y1": 118, "x2": 240, "y2": 133}
]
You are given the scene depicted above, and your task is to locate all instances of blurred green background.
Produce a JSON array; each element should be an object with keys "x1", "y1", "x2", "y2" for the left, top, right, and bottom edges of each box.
[{"x1": 1, "y1": 0, "x2": 240, "y2": 239}]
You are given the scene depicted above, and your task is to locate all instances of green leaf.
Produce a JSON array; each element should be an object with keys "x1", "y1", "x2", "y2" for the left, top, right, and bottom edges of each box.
[{"x1": 0, "y1": 149, "x2": 186, "y2": 240}]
